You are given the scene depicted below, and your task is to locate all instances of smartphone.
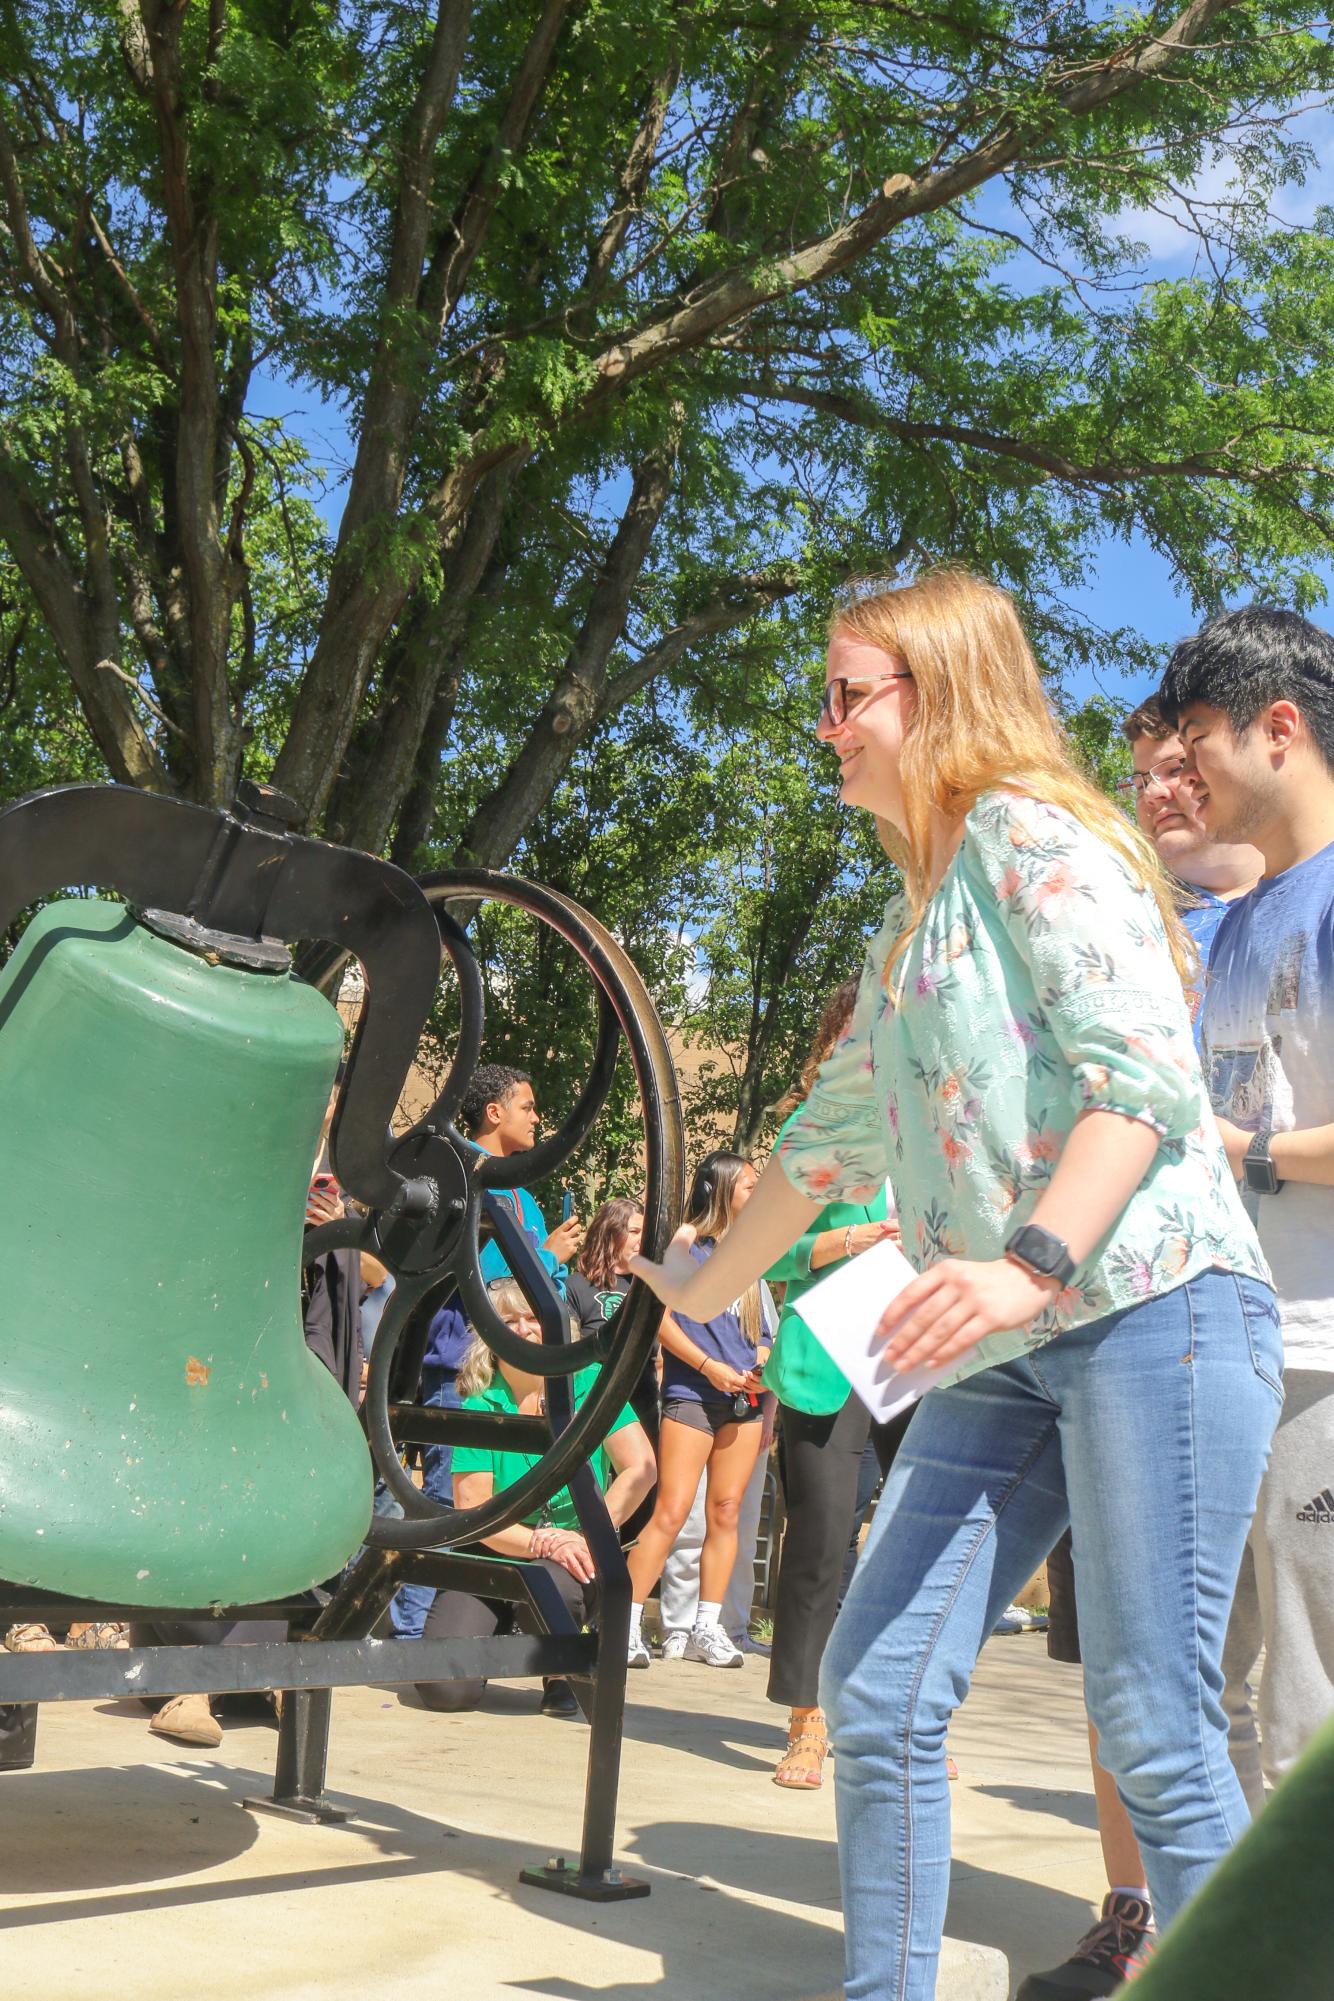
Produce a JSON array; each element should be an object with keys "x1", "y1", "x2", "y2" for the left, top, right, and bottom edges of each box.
[
  {"x1": 311, "y1": 1172, "x2": 339, "y2": 1199},
  {"x1": 560, "y1": 1187, "x2": 574, "y2": 1223}
]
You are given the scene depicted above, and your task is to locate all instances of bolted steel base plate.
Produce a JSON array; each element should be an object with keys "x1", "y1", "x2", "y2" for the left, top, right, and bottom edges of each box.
[
  {"x1": 520, "y1": 1858, "x2": 650, "y2": 1902},
  {"x1": 243, "y1": 1792, "x2": 351, "y2": 1826}
]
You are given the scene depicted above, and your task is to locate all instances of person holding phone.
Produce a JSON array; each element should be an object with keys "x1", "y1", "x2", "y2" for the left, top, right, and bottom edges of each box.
[{"x1": 624, "y1": 1152, "x2": 770, "y2": 1671}]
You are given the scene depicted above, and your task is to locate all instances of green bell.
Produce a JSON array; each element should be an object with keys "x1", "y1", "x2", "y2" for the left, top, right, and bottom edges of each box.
[{"x1": 0, "y1": 897, "x2": 373, "y2": 1607}]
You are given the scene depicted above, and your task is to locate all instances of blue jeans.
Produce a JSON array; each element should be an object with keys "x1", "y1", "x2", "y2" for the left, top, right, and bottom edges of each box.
[
  {"x1": 821, "y1": 1268, "x2": 1283, "y2": 2001},
  {"x1": 386, "y1": 1360, "x2": 464, "y2": 1640},
  {"x1": 373, "y1": 1369, "x2": 460, "y2": 1641}
]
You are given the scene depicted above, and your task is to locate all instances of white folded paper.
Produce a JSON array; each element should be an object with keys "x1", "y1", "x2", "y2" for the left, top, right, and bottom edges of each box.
[{"x1": 792, "y1": 1235, "x2": 939, "y2": 1422}]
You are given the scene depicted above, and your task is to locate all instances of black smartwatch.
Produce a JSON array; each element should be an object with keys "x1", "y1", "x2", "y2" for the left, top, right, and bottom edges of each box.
[
  {"x1": 1004, "y1": 1222, "x2": 1077, "y2": 1287},
  {"x1": 1242, "y1": 1129, "x2": 1284, "y2": 1196}
]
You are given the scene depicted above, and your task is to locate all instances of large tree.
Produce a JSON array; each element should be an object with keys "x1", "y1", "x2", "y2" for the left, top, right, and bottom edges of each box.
[{"x1": 1, "y1": 0, "x2": 1332, "y2": 873}]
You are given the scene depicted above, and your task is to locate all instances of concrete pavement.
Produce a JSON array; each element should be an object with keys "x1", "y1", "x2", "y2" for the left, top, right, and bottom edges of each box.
[{"x1": 0, "y1": 1631, "x2": 1107, "y2": 1998}]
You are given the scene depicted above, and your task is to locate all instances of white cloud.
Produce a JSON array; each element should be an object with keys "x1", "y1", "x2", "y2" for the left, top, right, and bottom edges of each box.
[{"x1": 1109, "y1": 99, "x2": 1334, "y2": 269}]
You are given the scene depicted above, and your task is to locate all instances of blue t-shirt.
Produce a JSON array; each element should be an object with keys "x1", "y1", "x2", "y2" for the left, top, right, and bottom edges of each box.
[
  {"x1": 1200, "y1": 841, "x2": 1334, "y2": 1369},
  {"x1": 1182, "y1": 889, "x2": 1231, "y2": 1049},
  {"x1": 423, "y1": 1159, "x2": 567, "y2": 1376},
  {"x1": 659, "y1": 1239, "x2": 762, "y2": 1405}
]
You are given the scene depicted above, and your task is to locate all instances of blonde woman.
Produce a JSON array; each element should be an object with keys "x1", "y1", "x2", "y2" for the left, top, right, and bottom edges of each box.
[
  {"x1": 415, "y1": 1278, "x2": 655, "y2": 1717},
  {"x1": 631, "y1": 569, "x2": 1279, "y2": 1998},
  {"x1": 625, "y1": 1152, "x2": 770, "y2": 1670}
]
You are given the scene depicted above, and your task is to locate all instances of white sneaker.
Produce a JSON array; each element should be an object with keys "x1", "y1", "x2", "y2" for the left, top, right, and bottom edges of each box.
[
  {"x1": 659, "y1": 1630, "x2": 689, "y2": 1660},
  {"x1": 628, "y1": 1632, "x2": 651, "y2": 1669},
  {"x1": 992, "y1": 1602, "x2": 1047, "y2": 1635},
  {"x1": 684, "y1": 1622, "x2": 744, "y2": 1668}
]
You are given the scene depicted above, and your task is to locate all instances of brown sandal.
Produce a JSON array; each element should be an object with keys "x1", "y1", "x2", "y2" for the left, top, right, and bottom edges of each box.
[
  {"x1": 774, "y1": 1721, "x2": 829, "y2": 1790},
  {"x1": 66, "y1": 1623, "x2": 130, "y2": 1650}
]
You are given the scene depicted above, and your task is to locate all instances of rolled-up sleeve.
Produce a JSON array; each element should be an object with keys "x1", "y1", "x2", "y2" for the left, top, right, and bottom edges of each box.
[
  {"x1": 963, "y1": 794, "x2": 1200, "y2": 1141},
  {"x1": 776, "y1": 939, "x2": 894, "y2": 1203}
]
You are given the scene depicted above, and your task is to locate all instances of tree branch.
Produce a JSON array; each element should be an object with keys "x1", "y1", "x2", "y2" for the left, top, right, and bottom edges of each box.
[
  {"x1": 735, "y1": 378, "x2": 1325, "y2": 489},
  {"x1": 334, "y1": 0, "x2": 475, "y2": 551},
  {"x1": 588, "y1": 0, "x2": 1236, "y2": 396},
  {"x1": 572, "y1": 60, "x2": 679, "y2": 330},
  {"x1": 0, "y1": 448, "x2": 171, "y2": 789},
  {"x1": 422, "y1": 0, "x2": 576, "y2": 332},
  {"x1": 139, "y1": 0, "x2": 236, "y2": 801}
]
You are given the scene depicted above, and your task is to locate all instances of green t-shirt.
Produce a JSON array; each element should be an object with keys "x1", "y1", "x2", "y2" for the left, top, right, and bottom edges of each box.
[
  {"x1": 450, "y1": 1364, "x2": 640, "y2": 1530},
  {"x1": 762, "y1": 1108, "x2": 890, "y2": 1416}
]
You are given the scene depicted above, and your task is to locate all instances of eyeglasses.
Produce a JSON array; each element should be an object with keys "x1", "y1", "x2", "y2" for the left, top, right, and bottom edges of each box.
[
  {"x1": 1115, "y1": 755, "x2": 1189, "y2": 798},
  {"x1": 819, "y1": 669, "x2": 913, "y2": 729}
]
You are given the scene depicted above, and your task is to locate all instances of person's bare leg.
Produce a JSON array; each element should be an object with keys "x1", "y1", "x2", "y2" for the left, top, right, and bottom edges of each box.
[
  {"x1": 1089, "y1": 1720, "x2": 1149, "y2": 1891},
  {"x1": 626, "y1": 1420, "x2": 715, "y2": 1604},
  {"x1": 698, "y1": 1420, "x2": 765, "y2": 1605}
]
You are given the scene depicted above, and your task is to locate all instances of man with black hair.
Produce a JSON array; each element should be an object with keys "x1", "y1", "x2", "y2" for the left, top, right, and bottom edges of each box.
[
  {"x1": 453, "y1": 1062, "x2": 584, "y2": 1278},
  {"x1": 402, "y1": 1065, "x2": 584, "y2": 1638},
  {"x1": 1158, "y1": 604, "x2": 1334, "y2": 1811}
]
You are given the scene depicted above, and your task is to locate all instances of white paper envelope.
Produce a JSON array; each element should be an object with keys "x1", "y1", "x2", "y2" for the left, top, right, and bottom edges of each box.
[{"x1": 791, "y1": 1235, "x2": 939, "y2": 1422}]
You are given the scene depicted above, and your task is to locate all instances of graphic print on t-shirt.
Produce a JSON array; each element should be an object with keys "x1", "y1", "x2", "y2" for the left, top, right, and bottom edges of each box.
[
  {"x1": 1201, "y1": 846, "x2": 1334, "y2": 1370},
  {"x1": 1267, "y1": 930, "x2": 1309, "y2": 1014},
  {"x1": 1209, "y1": 1032, "x2": 1296, "y2": 1133}
]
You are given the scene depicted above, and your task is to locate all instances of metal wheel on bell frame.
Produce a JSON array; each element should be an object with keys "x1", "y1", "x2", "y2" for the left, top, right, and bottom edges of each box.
[{"x1": 309, "y1": 869, "x2": 684, "y2": 1550}]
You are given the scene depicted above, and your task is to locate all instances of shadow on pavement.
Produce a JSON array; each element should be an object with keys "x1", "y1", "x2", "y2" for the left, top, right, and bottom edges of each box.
[
  {"x1": 949, "y1": 1857, "x2": 1095, "y2": 1989},
  {"x1": 0, "y1": 1756, "x2": 844, "y2": 1994},
  {"x1": 971, "y1": 1782, "x2": 1100, "y2": 1831}
]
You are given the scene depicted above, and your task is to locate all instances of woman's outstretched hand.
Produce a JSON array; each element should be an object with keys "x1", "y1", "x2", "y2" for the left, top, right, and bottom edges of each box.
[
  {"x1": 628, "y1": 1224, "x2": 701, "y2": 1312},
  {"x1": 877, "y1": 1256, "x2": 1060, "y2": 1373}
]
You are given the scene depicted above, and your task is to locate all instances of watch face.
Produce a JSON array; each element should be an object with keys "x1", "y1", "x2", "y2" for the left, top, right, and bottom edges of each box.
[
  {"x1": 1008, "y1": 1224, "x2": 1072, "y2": 1278},
  {"x1": 1244, "y1": 1160, "x2": 1280, "y2": 1195}
]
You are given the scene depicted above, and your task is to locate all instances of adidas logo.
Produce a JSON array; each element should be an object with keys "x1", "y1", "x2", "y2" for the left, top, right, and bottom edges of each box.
[{"x1": 1296, "y1": 1488, "x2": 1334, "y2": 1524}]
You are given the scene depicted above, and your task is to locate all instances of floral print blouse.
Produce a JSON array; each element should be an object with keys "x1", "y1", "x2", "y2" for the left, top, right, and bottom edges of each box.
[{"x1": 777, "y1": 790, "x2": 1269, "y2": 1388}]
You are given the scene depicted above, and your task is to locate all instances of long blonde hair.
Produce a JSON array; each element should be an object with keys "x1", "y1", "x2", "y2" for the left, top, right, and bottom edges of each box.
[
  {"x1": 832, "y1": 568, "x2": 1195, "y2": 990},
  {"x1": 457, "y1": 1277, "x2": 568, "y2": 1400}
]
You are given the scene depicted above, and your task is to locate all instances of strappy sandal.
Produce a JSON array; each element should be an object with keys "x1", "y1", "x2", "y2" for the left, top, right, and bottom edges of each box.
[
  {"x1": 66, "y1": 1623, "x2": 130, "y2": 1650},
  {"x1": 3, "y1": 1623, "x2": 60, "y2": 1652},
  {"x1": 774, "y1": 1719, "x2": 829, "y2": 1790}
]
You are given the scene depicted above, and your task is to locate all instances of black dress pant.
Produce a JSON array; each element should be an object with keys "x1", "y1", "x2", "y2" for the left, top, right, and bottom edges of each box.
[
  {"x1": 130, "y1": 1619, "x2": 289, "y2": 1714},
  {"x1": 768, "y1": 1393, "x2": 915, "y2": 1709},
  {"x1": 415, "y1": 1559, "x2": 597, "y2": 1712},
  {"x1": 0, "y1": 1704, "x2": 36, "y2": 1769}
]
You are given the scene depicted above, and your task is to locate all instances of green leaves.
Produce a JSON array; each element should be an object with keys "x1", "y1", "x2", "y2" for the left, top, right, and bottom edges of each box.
[{"x1": 3, "y1": 1, "x2": 1334, "y2": 1173}]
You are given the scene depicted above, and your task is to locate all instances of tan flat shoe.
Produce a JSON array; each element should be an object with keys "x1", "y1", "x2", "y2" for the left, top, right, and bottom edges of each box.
[
  {"x1": 149, "y1": 1693, "x2": 222, "y2": 1749},
  {"x1": 3, "y1": 1623, "x2": 60, "y2": 1652}
]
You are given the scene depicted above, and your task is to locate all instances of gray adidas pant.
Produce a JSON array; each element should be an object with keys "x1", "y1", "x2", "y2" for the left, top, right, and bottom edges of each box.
[{"x1": 1222, "y1": 1366, "x2": 1334, "y2": 1811}]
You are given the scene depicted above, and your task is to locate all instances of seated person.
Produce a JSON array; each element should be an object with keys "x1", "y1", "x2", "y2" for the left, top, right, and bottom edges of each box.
[{"x1": 415, "y1": 1277, "x2": 655, "y2": 1717}]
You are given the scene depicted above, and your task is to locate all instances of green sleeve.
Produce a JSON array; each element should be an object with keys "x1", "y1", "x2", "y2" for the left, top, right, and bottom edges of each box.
[
  {"x1": 449, "y1": 1443, "x2": 494, "y2": 1481},
  {"x1": 765, "y1": 1227, "x2": 819, "y2": 1284}
]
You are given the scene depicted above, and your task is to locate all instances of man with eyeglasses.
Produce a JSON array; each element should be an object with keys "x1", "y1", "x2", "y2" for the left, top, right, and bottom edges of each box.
[
  {"x1": 1116, "y1": 698, "x2": 1264, "y2": 1024},
  {"x1": 1020, "y1": 696, "x2": 1262, "y2": 2001}
]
